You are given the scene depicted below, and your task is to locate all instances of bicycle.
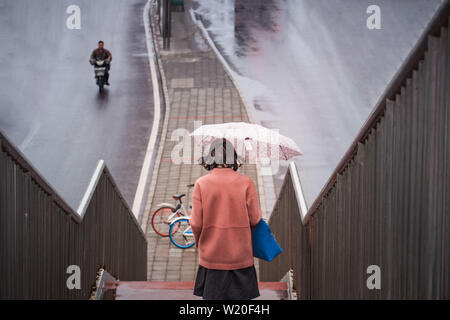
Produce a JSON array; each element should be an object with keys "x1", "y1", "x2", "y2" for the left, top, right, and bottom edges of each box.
[{"x1": 151, "y1": 184, "x2": 194, "y2": 237}]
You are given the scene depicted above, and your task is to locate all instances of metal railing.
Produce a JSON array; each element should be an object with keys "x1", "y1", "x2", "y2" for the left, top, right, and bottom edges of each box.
[
  {"x1": 0, "y1": 131, "x2": 147, "y2": 299},
  {"x1": 259, "y1": 162, "x2": 311, "y2": 299},
  {"x1": 155, "y1": 0, "x2": 172, "y2": 49},
  {"x1": 260, "y1": 1, "x2": 450, "y2": 299}
]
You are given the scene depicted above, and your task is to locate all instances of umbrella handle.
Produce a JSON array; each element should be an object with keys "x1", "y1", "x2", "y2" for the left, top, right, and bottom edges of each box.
[
  {"x1": 244, "y1": 138, "x2": 253, "y2": 151},
  {"x1": 244, "y1": 139, "x2": 253, "y2": 151}
]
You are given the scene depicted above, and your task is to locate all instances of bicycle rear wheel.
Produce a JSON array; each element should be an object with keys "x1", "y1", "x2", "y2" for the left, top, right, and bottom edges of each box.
[
  {"x1": 169, "y1": 218, "x2": 195, "y2": 249},
  {"x1": 151, "y1": 206, "x2": 182, "y2": 237}
]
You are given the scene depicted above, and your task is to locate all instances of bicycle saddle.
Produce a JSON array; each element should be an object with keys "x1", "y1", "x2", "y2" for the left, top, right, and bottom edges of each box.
[{"x1": 172, "y1": 193, "x2": 186, "y2": 200}]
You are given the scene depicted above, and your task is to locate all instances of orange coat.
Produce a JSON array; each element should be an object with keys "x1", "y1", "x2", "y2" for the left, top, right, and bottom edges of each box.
[{"x1": 190, "y1": 168, "x2": 262, "y2": 270}]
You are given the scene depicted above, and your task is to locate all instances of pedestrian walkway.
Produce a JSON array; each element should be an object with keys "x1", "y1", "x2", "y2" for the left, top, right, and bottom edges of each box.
[{"x1": 140, "y1": 2, "x2": 267, "y2": 282}]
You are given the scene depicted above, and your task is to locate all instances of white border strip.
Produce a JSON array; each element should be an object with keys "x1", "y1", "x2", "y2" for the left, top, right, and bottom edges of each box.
[
  {"x1": 77, "y1": 159, "x2": 105, "y2": 217},
  {"x1": 131, "y1": 0, "x2": 162, "y2": 219},
  {"x1": 140, "y1": 0, "x2": 174, "y2": 233},
  {"x1": 289, "y1": 161, "x2": 309, "y2": 224}
]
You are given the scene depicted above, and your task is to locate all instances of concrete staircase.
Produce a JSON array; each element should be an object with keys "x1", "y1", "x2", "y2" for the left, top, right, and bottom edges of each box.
[{"x1": 104, "y1": 281, "x2": 289, "y2": 300}]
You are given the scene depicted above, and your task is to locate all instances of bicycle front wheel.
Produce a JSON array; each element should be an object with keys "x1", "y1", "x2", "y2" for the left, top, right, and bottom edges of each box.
[{"x1": 169, "y1": 218, "x2": 195, "y2": 249}]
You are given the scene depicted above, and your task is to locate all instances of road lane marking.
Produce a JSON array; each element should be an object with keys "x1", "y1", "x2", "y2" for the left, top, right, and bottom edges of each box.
[
  {"x1": 132, "y1": 53, "x2": 149, "y2": 57},
  {"x1": 131, "y1": 0, "x2": 161, "y2": 219}
]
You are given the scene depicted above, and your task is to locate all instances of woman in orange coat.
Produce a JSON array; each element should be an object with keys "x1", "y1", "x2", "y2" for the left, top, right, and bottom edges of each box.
[{"x1": 190, "y1": 138, "x2": 262, "y2": 300}]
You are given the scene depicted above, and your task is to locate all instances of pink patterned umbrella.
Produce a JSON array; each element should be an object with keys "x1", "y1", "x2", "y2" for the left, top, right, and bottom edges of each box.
[{"x1": 190, "y1": 122, "x2": 302, "y2": 160}]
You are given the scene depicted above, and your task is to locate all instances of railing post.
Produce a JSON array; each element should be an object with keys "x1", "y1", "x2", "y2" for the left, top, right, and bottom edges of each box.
[{"x1": 162, "y1": 0, "x2": 172, "y2": 49}]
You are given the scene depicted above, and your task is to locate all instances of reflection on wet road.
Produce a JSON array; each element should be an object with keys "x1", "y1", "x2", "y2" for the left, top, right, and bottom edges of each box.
[{"x1": 192, "y1": 0, "x2": 443, "y2": 206}]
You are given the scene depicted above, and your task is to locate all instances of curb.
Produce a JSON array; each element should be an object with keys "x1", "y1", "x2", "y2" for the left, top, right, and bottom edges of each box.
[{"x1": 141, "y1": 1, "x2": 173, "y2": 234}]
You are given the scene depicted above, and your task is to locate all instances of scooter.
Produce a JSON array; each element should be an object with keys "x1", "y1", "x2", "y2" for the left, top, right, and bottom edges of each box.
[{"x1": 93, "y1": 60, "x2": 107, "y2": 92}]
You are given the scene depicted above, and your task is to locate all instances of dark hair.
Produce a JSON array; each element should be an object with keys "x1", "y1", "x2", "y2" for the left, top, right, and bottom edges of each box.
[
  {"x1": 198, "y1": 138, "x2": 244, "y2": 171},
  {"x1": 98, "y1": 40, "x2": 104, "y2": 44}
]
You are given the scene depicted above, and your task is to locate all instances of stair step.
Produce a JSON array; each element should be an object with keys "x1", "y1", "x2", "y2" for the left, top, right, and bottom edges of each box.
[{"x1": 105, "y1": 281, "x2": 288, "y2": 300}]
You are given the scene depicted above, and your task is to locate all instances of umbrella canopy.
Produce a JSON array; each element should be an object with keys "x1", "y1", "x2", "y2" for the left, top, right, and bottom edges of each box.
[{"x1": 189, "y1": 122, "x2": 302, "y2": 161}]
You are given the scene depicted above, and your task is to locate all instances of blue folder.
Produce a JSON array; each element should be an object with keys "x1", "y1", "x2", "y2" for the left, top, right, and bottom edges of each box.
[{"x1": 252, "y1": 219, "x2": 282, "y2": 262}]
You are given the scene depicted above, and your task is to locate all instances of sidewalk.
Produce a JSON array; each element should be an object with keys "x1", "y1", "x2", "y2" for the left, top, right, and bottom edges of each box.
[{"x1": 140, "y1": 2, "x2": 266, "y2": 282}]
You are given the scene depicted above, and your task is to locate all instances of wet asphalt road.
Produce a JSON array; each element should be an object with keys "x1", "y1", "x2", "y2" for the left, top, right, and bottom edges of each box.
[
  {"x1": 0, "y1": 0, "x2": 154, "y2": 211},
  {"x1": 192, "y1": 0, "x2": 444, "y2": 207}
]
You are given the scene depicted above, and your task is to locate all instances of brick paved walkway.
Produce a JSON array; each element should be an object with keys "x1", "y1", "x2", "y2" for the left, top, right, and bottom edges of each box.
[{"x1": 140, "y1": 2, "x2": 266, "y2": 282}]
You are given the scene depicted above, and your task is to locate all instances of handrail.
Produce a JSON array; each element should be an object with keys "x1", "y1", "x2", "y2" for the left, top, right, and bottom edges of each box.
[
  {"x1": 77, "y1": 159, "x2": 105, "y2": 216},
  {"x1": 78, "y1": 160, "x2": 146, "y2": 238},
  {"x1": 90, "y1": 268, "x2": 117, "y2": 300},
  {"x1": 305, "y1": 0, "x2": 450, "y2": 220},
  {"x1": 0, "y1": 129, "x2": 145, "y2": 238},
  {"x1": 287, "y1": 162, "x2": 309, "y2": 224}
]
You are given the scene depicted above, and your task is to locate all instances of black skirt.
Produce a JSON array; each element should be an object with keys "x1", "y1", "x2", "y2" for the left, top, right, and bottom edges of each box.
[{"x1": 193, "y1": 265, "x2": 260, "y2": 300}]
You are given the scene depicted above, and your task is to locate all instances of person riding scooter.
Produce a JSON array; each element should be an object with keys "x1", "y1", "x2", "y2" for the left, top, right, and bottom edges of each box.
[{"x1": 90, "y1": 41, "x2": 112, "y2": 85}]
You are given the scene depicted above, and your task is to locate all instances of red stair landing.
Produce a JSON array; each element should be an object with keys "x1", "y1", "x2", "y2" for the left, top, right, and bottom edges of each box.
[{"x1": 104, "y1": 281, "x2": 288, "y2": 300}]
